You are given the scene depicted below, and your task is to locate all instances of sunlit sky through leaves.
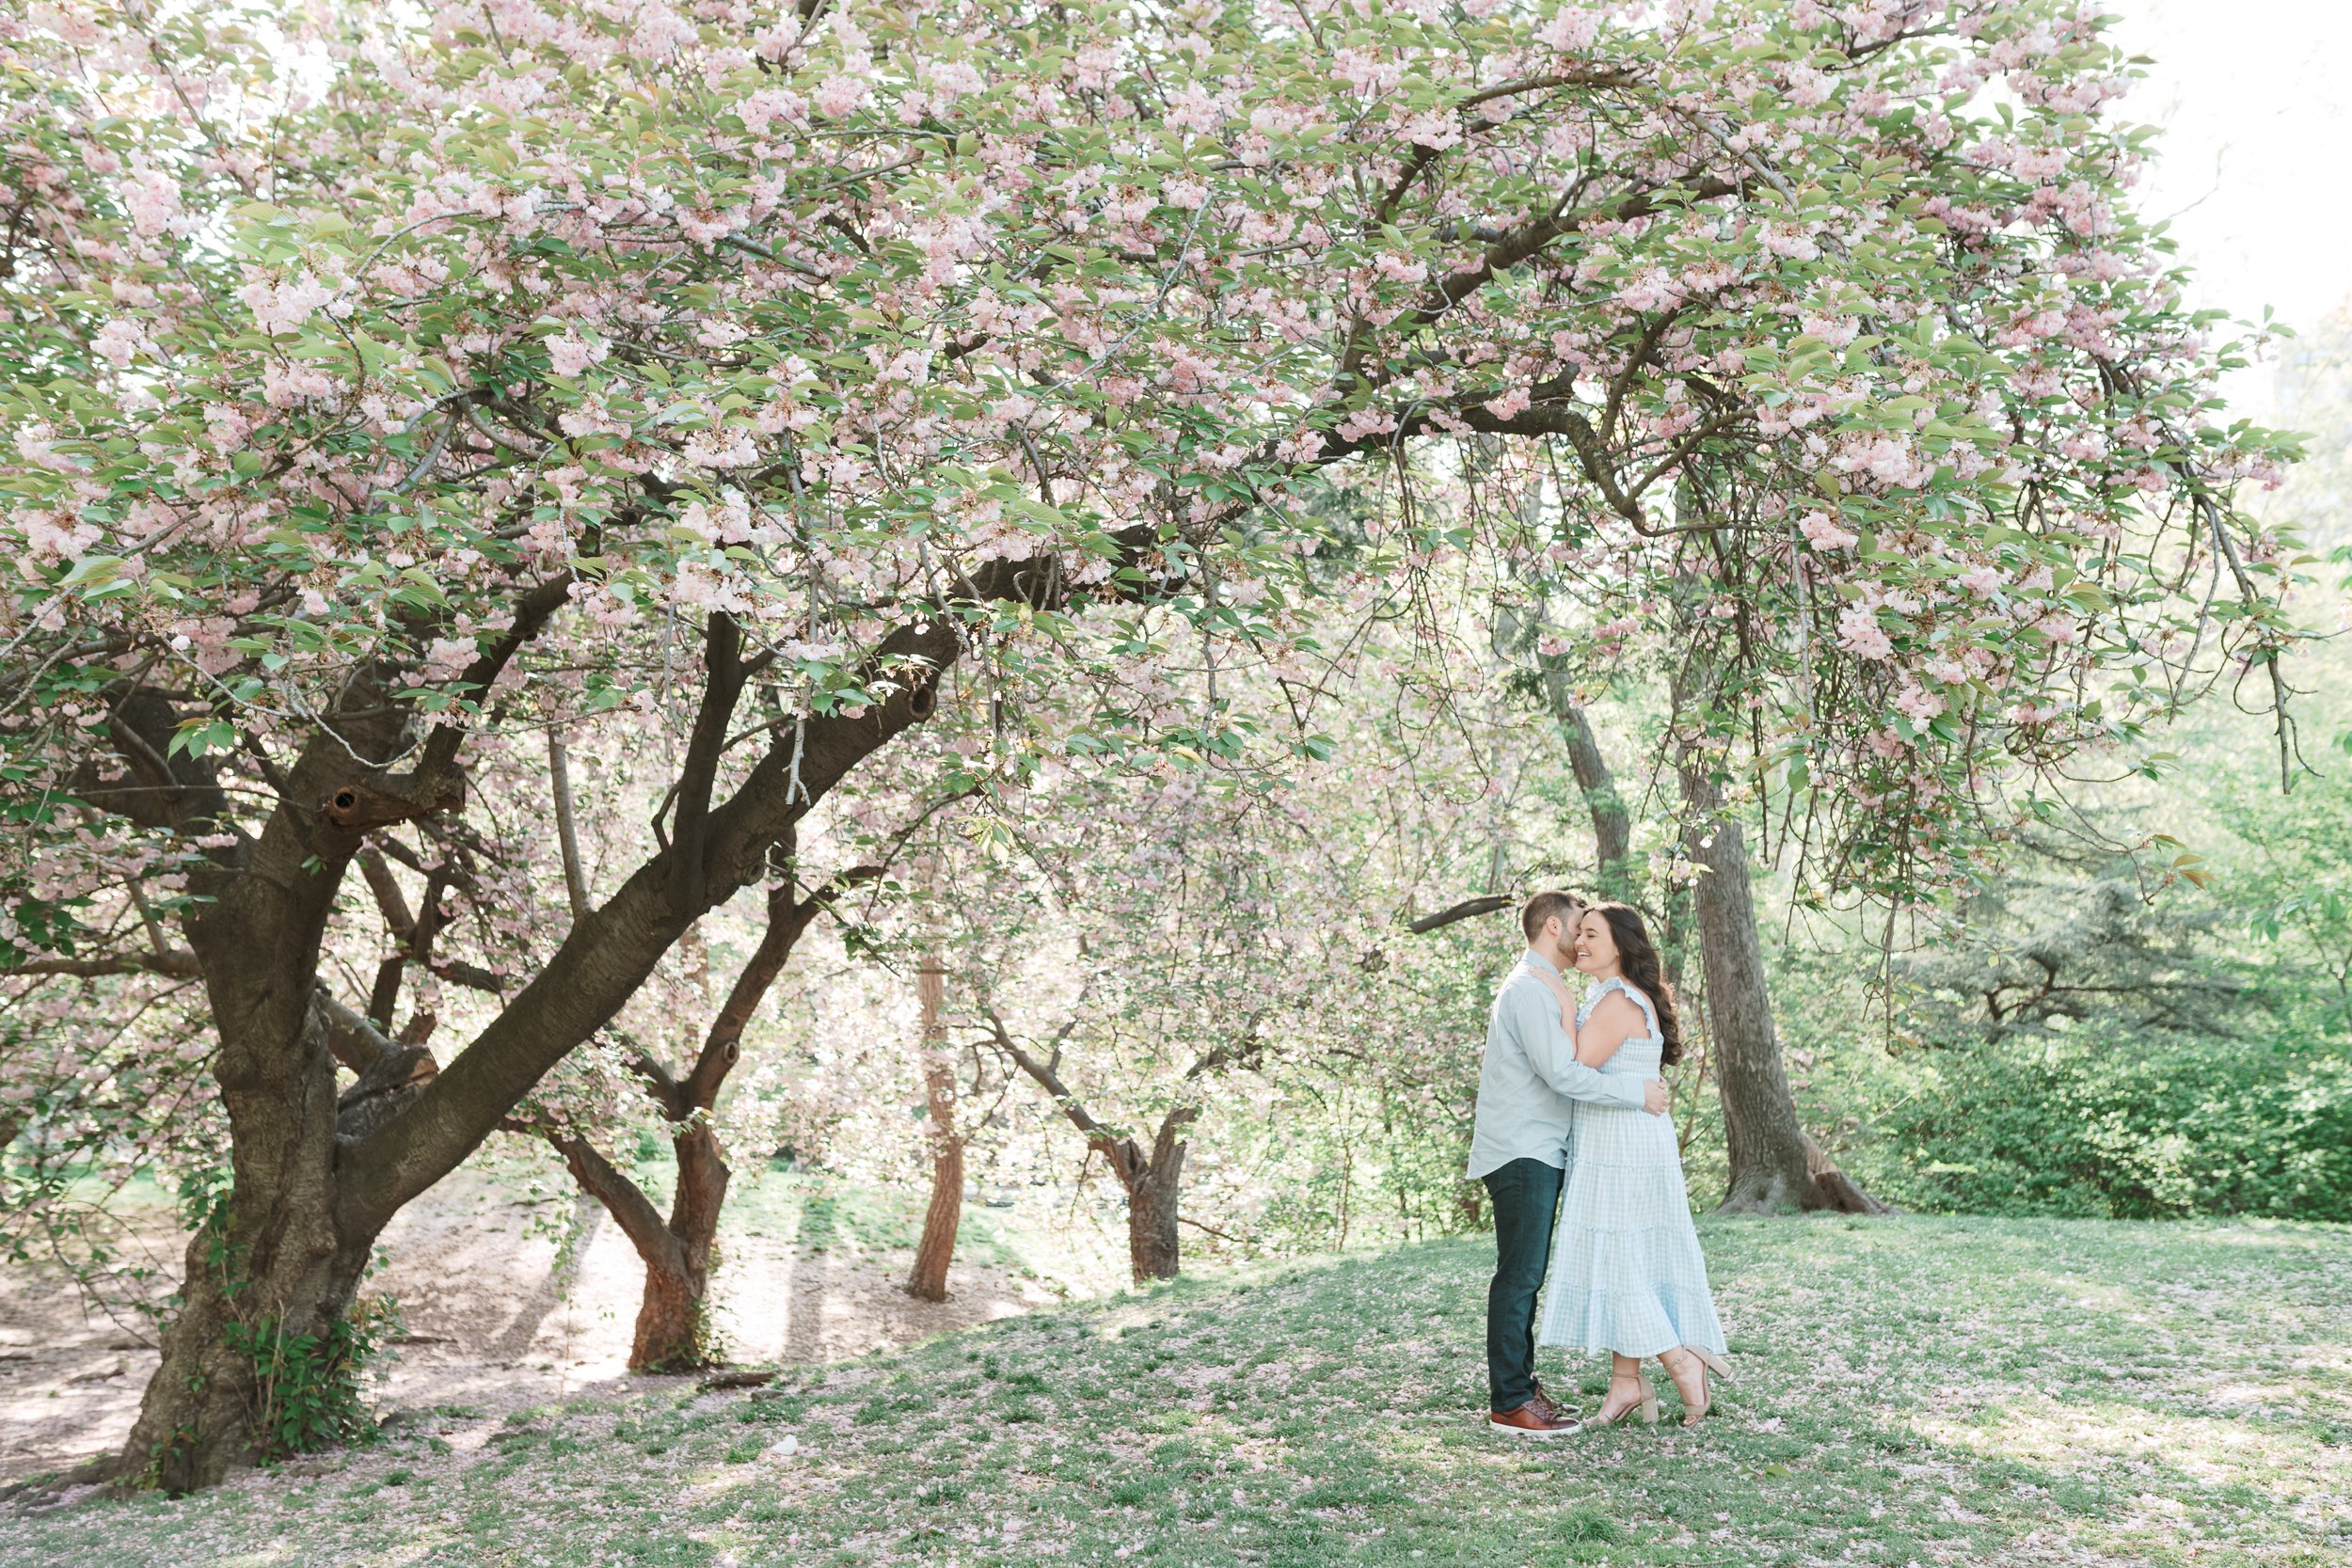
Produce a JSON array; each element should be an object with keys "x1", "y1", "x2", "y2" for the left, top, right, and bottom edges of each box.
[{"x1": 2118, "y1": 0, "x2": 2352, "y2": 421}]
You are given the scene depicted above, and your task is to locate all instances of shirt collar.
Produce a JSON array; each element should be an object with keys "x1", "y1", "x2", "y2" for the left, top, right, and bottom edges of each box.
[{"x1": 1520, "y1": 950, "x2": 1564, "y2": 978}]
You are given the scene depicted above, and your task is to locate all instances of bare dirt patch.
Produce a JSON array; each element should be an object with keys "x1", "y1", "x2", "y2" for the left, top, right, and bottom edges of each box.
[{"x1": 0, "y1": 1168, "x2": 1072, "y2": 1484}]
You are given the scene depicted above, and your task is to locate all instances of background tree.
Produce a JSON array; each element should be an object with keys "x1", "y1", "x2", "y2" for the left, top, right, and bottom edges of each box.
[
  {"x1": 903, "y1": 950, "x2": 965, "y2": 1303},
  {"x1": 942, "y1": 772, "x2": 1292, "y2": 1285},
  {"x1": 526, "y1": 863, "x2": 874, "y2": 1371}
]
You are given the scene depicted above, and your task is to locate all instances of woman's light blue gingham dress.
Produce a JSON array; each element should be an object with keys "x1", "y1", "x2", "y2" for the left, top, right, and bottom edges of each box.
[{"x1": 1536, "y1": 978, "x2": 1727, "y2": 1359}]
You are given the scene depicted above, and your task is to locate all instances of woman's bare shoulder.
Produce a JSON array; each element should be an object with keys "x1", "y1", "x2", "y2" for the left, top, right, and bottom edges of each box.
[{"x1": 1585, "y1": 990, "x2": 1645, "y2": 1033}]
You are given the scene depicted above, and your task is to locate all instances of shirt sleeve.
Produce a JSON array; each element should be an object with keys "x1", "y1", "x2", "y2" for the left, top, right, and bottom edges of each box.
[{"x1": 1507, "y1": 983, "x2": 1646, "y2": 1107}]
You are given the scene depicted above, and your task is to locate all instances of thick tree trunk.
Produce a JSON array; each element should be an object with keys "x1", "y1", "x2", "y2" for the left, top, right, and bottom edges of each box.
[
  {"x1": 1683, "y1": 795, "x2": 1814, "y2": 1212},
  {"x1": 131, "y1": 1001, "x2": 441, "y2": 1484},
  {"x1": 123, "y1": 1011, "x2": 443, "y2": 1489},
  {"x1": 1805, "y1": 1133, "x2": 1889, "y2": 1215},
  {"x1": 633, "y1": 1120, "x2": 729, "y2": 1370},
  {"x1": 905, "y1": 958, "x2": 963, "y2": 1302},
  {"x1": 109, "y1": 662, "x2": 430, "y2": 1489},
  {"x1": 1123, "y1": 1159, "x2": 1184, "y2": 1283},
  {"x1": 1679, "y1": 762, "x2": 1886, "y2": 1215},
  {"x1": 130, "y1": 1231, "x2": 380, "y2": 1492},
  {"x1": 99, "y1": 601, "x2": 554, "y2": 1487},
  {"x1": 123, "y1": 990, "x2": 387, "y2": 1489}
]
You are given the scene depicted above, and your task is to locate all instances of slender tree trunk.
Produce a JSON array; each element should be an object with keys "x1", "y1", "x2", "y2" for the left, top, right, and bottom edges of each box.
[
  {"x1": 1120, "y1": 1106, "x2": 1196, "y2": 1283},
  {"x1": 989, "y1": 1017, "x2": 1199, "y2": 1287},
  {"x1": 1680, "y1": 775, "x2": 1813, "y2": 1212},
  {"x1": 905, "y1": 957, "x2": 963, "y2": 1302},
  {"x1": 1656, "y1": 877, "x2": 1695, "y2": 995},
  {"x1": 1536, "y1": 670, "x2": 1694, "y2": 988},
  {"x1": 905, "y1": 1081, "x2": 964, "y2": 1300},
  {"x1": 1538, "y1": 669, "x2": 1633, "y2": 897},
  {"x1": 548, "y1": 1130, "x2": 701, "y2": 1370},
  {"x1": 637, "y1": 1120, "x2": 729, "y2": 1369},
  {"x1": 1455, "y1": 1182, "x2": 1484, "y2": 1230},
  {"x1": 548, "y1": 734, "x2": 593, "y2": 925}
]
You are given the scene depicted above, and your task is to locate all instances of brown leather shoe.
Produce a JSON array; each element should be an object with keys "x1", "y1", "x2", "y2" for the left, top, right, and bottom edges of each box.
[
  {"x1": 1528, "y1": 1381, "x2": 1567, "y2": 1424},
  {"x1": 1486, "y1": 1399, "x2": 1581, "y2": 1437}
]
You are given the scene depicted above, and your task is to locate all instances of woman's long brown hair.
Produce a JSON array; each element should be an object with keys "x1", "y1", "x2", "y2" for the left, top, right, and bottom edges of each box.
[{"x1": 1592, "y1": 902, "x2": 1683, "y2": 1067}]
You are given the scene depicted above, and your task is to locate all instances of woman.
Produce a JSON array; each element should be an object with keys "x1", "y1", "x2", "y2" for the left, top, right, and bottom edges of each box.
[{"x1": 1532, "y1": 902, "x2": 1729, "y2": 1427}]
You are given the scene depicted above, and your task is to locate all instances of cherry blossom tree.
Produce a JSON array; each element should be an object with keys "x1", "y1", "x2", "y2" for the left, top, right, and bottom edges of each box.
[
  {"x1": 0, "y1": 0, "x2": 2296, "y2": 1487},
  {"x1": 937, "y1": 771, "x2": 1298, "y2": 1284}
]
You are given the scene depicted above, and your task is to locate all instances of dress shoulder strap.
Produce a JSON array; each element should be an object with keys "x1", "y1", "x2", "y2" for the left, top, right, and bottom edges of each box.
[
  {"x1": 1575, "y1": 974, "x2": 1619, "y2": 1025},
  {"x1": 1586, "y1": 976, "x2": 1661, "y2": 1038},
  {"x1": 1616, "y1": 982, "x2": 1662, "y2": 1040}
]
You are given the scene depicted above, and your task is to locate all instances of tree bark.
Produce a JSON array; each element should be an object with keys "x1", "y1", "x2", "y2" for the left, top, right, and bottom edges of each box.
[
  {"x1": 125, "y1": 999, "x2": 375, "y2": 1492},
  {"x1": 109, "y1": 610, "x2": 862, "y2": 1473},
  {"x1": 548, "y1": 735, "x2": 593, "y2": 925},
  {"x1": 332, "y1": 552, "x2": 1133, "y2": 1232},
  {"x1": 905, "y1": 958, "x2": 963, "y2": 1302},
  {"x1": 986, "y1": 1012, "x2": 1199, "y2": 1286},
  {"x1": 1678, "y1": 760, "x2": 1886, "y2": 1215},
  {"x1": 112, "y1": 659, "x2": 428, "y2": 1490},
  {"x1": 563, "y1": 1117, "x2": 731, "y2": 1372},
  {"x1": 1123, "y1": 1132, "x2": 1186, "y2": 1283},
  {"x1": 545, "y1": 1128, "x2": 704, "y2": 1369},
  {"x1": 1538, "y1": 669, "x2": 1634, "y2": 897},
  {"x1": 1528, "y1": 659, "x2": 1696, "y2": 984},
  {"x1": 643, "y1": 1118, "x2": 731, "y2": 1370}
]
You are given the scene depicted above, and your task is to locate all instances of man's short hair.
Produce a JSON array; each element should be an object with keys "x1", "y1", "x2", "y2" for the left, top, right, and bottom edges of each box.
[{"x1": 1520, "y1": 890, "x2": 1585, "y2": 945}]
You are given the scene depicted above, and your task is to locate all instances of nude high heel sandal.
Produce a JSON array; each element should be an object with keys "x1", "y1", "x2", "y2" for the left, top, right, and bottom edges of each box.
[
  {"x1": 1591, "y1": 1369, "x2": 1659, "y2": 1427},
  {"x1": 1661, "y1": 1347, "x2": 1724, "y2": 1426}
]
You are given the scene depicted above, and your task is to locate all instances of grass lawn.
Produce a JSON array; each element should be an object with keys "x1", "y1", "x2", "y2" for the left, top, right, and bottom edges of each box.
[{"x1": 5, "y1": 1215, "x2": 2344, "y2": 1568}]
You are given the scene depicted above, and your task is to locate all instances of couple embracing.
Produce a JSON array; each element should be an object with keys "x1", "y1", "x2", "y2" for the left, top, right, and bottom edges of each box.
[{"x1": 1470, "y1": 891, "x2": 1729, "y2": 1435}]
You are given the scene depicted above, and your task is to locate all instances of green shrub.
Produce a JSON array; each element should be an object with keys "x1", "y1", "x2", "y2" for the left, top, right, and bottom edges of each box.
[
  {"x1": 1864, "y1": 1031, "x2": 2352, "y2": 1221},
  {"x1": 226, "y1": 1293, "x2": 401, "y2": 1460}
]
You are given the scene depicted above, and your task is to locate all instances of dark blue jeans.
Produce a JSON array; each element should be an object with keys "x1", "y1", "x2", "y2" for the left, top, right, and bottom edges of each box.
[{"x1": 1483, "y1": 1156, "x2": 1564, "y2": 1413}]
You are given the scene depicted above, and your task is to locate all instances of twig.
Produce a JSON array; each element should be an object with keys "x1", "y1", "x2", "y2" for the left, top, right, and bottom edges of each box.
[{"x1": 548, "y1": 734, "x2": 592, "y2": 923}]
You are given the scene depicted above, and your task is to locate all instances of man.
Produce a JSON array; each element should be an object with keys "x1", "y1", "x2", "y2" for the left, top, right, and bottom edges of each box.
[{"x1": 1469, "y1": 890, "x2": 1671, "y2": 1435}]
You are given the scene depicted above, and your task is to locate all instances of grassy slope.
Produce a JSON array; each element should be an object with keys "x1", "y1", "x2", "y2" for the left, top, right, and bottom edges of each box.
[{"x1": 6, "y1": 1216, "x2": 2345, "y2": 1568}]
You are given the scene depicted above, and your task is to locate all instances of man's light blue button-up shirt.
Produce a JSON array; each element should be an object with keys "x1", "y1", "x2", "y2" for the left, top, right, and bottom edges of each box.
[{"x1": 1465, "y1": 953, "x2": 1648, "y2": 1180}]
